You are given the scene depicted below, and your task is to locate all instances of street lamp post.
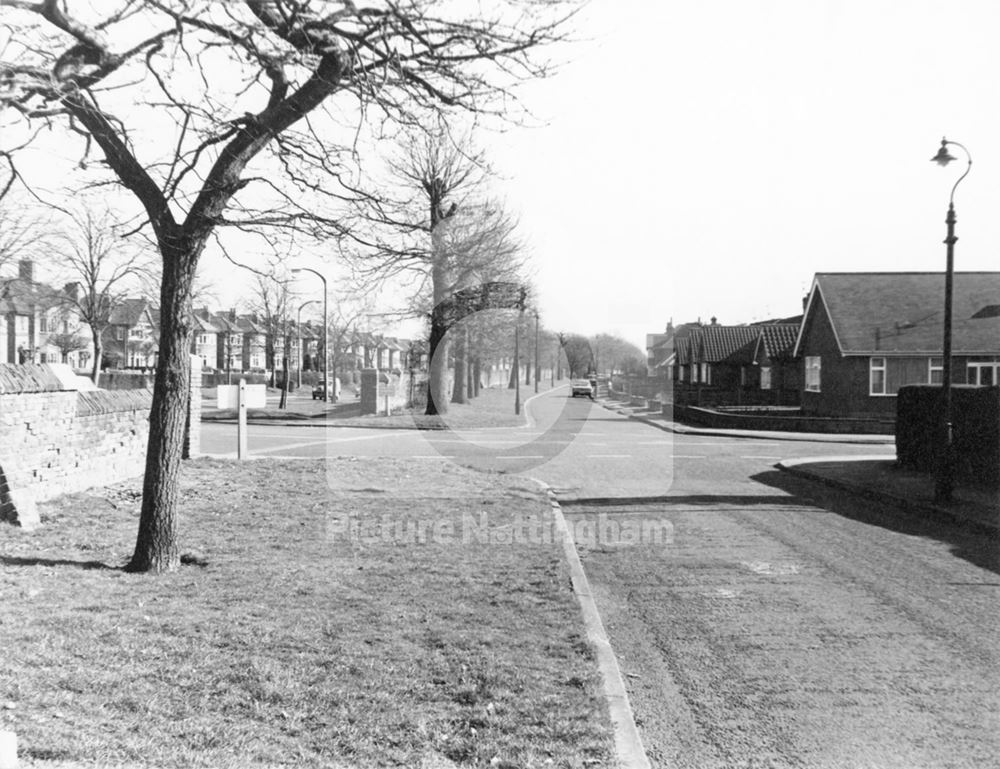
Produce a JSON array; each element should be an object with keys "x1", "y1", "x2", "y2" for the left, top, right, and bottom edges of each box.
[
  {"x1": 534, "y1": 309, "x2": 540, "y2": 393},
  {"x1": 291, "y1": 268, "x2": 330, "y2": 402},
  {"x1": 930, "y1": 136, "x2": 972, "y2": 502},
  {"x1": 297, "y1": 299, "x2": 319, "y2": 389}
]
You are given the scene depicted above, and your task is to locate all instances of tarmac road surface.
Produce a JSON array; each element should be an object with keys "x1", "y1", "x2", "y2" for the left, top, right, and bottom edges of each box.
[{"x1": 201, "y1": 389, "x2": 998, "y2": 767}]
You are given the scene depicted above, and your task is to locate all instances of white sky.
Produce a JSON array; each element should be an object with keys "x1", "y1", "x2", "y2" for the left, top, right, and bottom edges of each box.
[
  {"x1": 477, "y1": 0, "x2": 1000, "y2": 350},
  {"x1": 10, "y1": 1, "x2": 1000, "y2": 354}
]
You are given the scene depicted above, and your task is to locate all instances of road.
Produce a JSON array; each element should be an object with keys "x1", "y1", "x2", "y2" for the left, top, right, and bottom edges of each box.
[{"x1": 201, "y1": 388, "x2": 999, "y2": 768}]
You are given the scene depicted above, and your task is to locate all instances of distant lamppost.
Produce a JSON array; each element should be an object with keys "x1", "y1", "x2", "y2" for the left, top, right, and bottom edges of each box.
[
  {"x1": 291, "y1": 268, "x2": 329, "y2": 402},
  {"x1": 930, "y1": 136, "x2": 972, "y2": 502},
  {"x1": 297, "y1": 299, "x2": 319, "y2": 389},
  {"x1": 533, "y1": 309, "x2": 540, "y2": 393}
]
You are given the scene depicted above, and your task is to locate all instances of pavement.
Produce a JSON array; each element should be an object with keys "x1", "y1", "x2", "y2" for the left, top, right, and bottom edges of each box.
[{"x1": 605, "y1": 399, "x2": 998, "y2": 535}]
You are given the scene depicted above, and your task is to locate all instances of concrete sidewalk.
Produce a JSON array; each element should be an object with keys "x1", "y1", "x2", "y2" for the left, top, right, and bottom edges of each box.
[{"x1": 601, "y1": 400, "x2": 895, "y2": 445}]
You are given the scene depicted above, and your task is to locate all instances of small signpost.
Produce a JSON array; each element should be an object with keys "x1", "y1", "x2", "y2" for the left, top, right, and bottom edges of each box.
[
  {"x1": 217, "y1": 381, "x2": 264, "y2": 460},
  {"x1": 237, "y1": 378, "x2": 248, "y2": 460}
]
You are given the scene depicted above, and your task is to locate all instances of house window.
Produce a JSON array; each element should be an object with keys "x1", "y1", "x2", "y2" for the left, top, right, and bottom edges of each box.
[
  {"x1": 968, "y1": 362, "x2": 1000, "y2": 386},
  {"x1": 805, "y1": 356, "x2": 821, "y2": 392},
  {"x1": 699, "y1": 362, "x2": 710, "y2": 385},
  {"x1": 39, "y1": 316, "x2": 48, "y2": 333},
  {"x1": 870, "y1": 357, "x2": 887, "y2": 395},
  {"x1": 928, "y1": 357, "x2": 943, "y2": 385},
  {"x1": 760, "y1": 367, "x2": 772, "y2": 390},
  {"x1": 115, "y1": 327, "x2": 124, "y2": 340}
]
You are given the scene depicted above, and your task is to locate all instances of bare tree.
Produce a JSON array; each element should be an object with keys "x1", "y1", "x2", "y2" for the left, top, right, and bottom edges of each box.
[
  {"x1": 0, "y1": 203, "x2": 45, "y2": 276},
  {"x1": 0, "y1": 1, "x2": 576, "y2": 573},
  {"x1": 245, "y1": 273, "x2": 293, "y2": 390},
  {"x1": 52, "y1": 206, "x2": 155, "y2": 384},
  {"x1": 350, "y1": 130, "x2": 528, "y2": 413}
]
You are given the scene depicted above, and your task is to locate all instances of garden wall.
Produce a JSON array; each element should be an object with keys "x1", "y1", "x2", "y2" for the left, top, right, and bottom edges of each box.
[{"x1": 0, "y1": 364, "x2": 153, "y2": 528}]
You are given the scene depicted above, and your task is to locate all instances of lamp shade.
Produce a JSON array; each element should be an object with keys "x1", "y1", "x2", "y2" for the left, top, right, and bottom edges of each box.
[{"x1": 931, "y1": 139, "x2": 956, "y2": 166}]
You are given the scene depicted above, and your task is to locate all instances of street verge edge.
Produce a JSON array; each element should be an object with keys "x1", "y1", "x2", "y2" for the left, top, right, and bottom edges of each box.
[{"x1": 531, "y1": 479, "x2": 652, "y2": 769}]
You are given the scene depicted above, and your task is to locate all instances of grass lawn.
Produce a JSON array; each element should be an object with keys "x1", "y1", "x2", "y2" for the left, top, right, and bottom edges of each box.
[{"x1": 0, "y1": 457, "x2": 612, "y2": 768}]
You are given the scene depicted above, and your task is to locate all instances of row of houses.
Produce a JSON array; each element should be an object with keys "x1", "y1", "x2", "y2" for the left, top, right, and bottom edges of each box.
[
  {"x1": 647, "y1": 272, "x2": 1000, "y2": 419},
  {"x1": 1, "y1": 260, "x2": 425, "y2": 375}
]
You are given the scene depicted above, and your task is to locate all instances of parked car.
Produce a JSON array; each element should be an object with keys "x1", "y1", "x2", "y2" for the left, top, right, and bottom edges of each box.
[
  {"x1": 312, "y1": 380, "x2": 330, "y2": 400},
  {"x1": 570, "y1": 379, "x2": 594, "y2": 398}
]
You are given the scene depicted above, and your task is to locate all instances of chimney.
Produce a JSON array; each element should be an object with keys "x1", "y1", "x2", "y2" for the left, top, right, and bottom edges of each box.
[
  {"x1": 802, "y1": 294, "x2": 809, "y2": 312},
  {"x1": 710, "y1": 316, "x2": 718, "y2": 326},
  {"x1": 18, "y1": 259, "x2": 33, "y2": 282},
  {"x1": 229, "y1": 307, "x2": 237, "y2": 322},
  {"x1": 64, "y1": 282, "x2": 80, "y2": 302},
  {"x1": 666, "y1": 320, "x2": 674, "y2": 334}
]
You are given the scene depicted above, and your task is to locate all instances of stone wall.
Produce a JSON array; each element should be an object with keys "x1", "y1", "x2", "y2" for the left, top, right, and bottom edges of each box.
[{"x1": 0, "y1": 364, "x2": 153, "y2": 528}]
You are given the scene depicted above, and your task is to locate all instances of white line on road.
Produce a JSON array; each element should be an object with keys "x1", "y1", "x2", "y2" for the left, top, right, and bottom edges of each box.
[{"x1": 672, "y1": 455, "x2": 707, "y2": 459}]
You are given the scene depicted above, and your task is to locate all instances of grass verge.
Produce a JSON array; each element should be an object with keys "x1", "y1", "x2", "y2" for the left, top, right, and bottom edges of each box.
[{"x1": 0, "y1": 458, "x2": 612, "y2": 768}]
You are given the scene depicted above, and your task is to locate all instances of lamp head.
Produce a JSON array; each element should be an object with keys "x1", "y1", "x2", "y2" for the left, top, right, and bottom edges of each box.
[{"x1": 931, "y1": 138, "x2": 957, "y2": 166}]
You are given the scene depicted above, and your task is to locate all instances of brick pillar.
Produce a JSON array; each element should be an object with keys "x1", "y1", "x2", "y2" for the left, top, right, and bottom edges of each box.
[
  {"x1": 184, "y1": 355, "x2": 202, "y2": 458},
  {"x1": 360, "y1": 368, "x2": 379, "y2": 415}
]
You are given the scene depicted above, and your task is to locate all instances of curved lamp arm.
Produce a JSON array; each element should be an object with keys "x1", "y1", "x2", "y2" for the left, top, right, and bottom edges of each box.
[{"x1": 930, "y1": 137, "x2": 973, "y2": 205}]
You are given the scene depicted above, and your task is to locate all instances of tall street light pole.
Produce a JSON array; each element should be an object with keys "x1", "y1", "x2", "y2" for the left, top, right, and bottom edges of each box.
[
  {"x1": 297, "y1": 299, "x2": 319, "y2": 389},
  {"x1": 291, "y1": 268, "x2": 329, "y2": 403},
  {"x1": 930, "y1": 136, "x2": 972, "y2": 502},
  {"x1": 533, "y1": 309, "x2": 540, "y2": 393}
]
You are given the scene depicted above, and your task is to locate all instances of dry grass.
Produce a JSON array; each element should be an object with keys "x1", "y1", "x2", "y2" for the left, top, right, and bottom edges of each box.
[{"x1": 0, "y1": 458, "x2": 612, "y2": 768}]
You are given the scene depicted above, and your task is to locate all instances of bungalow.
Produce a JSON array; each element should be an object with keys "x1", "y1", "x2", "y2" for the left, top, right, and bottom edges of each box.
[
  {"x1": 794, "y1": 272, "x2": 1000, "y2": 418},
  {"x1": 668, "y1": 318, "x2": 801, "y2": 406}
]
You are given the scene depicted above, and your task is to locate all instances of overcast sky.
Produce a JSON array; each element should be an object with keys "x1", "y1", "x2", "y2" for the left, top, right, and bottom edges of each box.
[
  {"x1": 478, "y1": 0, "x2": 1000, "y2": 350},
  {"x1": 12, "y1": 1, "x2": 1000, "y2": 354}
]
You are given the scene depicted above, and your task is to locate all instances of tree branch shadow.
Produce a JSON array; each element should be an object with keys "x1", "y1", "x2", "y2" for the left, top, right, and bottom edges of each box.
[{"x1": 0, "y1": 555, "x2": 120, "y2": 571}]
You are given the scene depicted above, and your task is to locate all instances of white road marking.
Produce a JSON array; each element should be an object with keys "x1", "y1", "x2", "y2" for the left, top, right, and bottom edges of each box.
[{"x1": 672, "y1": 455, "x2": 707, "y2": 459}]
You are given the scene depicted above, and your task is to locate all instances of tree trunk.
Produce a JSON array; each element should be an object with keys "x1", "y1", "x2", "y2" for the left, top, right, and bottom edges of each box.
[
  {"x1": 127, "y1": 243, "x2": 198, "y2": 573},
  {"x1": 425, "y1": 253, "x2": 450, "y2": 415},
  {"x1": 90, "y1": 328, "x2": 102, "y2": 386},
  {"x1": 451, "y1": 327, "x2": 467, "y2": 404}
]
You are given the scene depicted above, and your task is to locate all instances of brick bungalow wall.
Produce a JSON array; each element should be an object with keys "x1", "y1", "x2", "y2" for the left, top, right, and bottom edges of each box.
[{"x1": 0, "y1": 364, "x2": 153, "y2": 525}]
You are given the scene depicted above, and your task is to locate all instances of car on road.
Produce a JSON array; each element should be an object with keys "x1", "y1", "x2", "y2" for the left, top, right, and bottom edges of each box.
[
  {"x1": 570, "y1": 379, "x2": 594, "y2": 398},
  {"x1": 312, "y1": 380, "x2": 330, "y2": 400}
]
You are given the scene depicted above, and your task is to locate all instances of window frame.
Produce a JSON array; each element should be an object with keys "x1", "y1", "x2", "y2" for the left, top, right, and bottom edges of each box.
[
  {"x1": 804, "y1": 356, "x2": 821, "y2": 392},
  {"x1": 869, "y1": 356, "x2": 888, "y2": 396}
]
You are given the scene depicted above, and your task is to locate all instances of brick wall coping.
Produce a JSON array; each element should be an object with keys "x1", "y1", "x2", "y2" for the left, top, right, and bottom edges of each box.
[
  {"x1": 76, "y1": 389, "x2": 154, "y2": 416},
  {"x1": 0, "y1": 364, "x2": 65, "y2": 394}
]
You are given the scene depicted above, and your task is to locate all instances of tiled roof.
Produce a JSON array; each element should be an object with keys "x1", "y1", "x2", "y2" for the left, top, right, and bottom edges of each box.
[
  {"x1": 758, "y1": 324, "x2": 799, "y2": 360},
  {"x1": 108, "y1": 297, "x2": 154, "y2": 326},
  {"x1": 693, "y1": 325, "x2": 761, "y2": 364},
  {"x1": 802, "y1": 272, "x2": 1000, "y2": 355}
]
